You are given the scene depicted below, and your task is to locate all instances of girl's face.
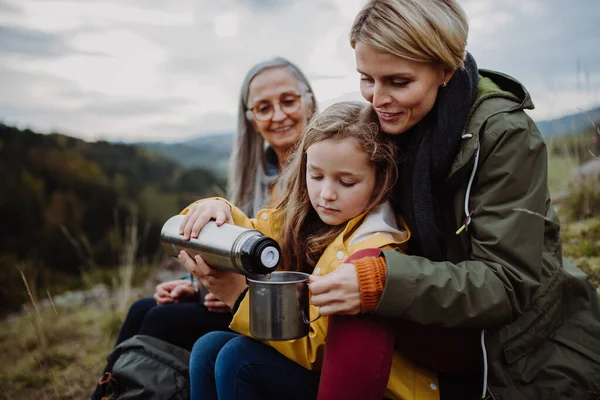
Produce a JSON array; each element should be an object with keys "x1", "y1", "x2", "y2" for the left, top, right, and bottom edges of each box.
[
  {"x1": 306, "y1": 138, "x2": 376, "y2": 226},
  {"x1": 355, "y1": 42, "x2": 451, "y2": 135},
  {"x1": 247, "y1": 67, "x2": 311, "y2": 156}
]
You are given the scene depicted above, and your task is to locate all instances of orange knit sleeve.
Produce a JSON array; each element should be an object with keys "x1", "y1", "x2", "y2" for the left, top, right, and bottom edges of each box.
[{"x1": 351, "y1": 256, "x2": 387, "y2": 313}]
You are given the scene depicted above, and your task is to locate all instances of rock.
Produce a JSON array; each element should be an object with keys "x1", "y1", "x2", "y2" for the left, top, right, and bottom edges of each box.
[
  {"x1": 552, "y1": 158, "x2": 600, "y2": 206},
  {"x1": 574, "y1": 158, "x2": 600, "y2": 181},
  {"x1": 142, "y1": 257, "x2": 188, "y2": 295}
]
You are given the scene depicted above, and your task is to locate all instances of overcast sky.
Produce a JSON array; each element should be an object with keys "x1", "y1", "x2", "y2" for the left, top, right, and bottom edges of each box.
[{"x1": 1, "y1": 0, "x2": 599, "y2": 142}]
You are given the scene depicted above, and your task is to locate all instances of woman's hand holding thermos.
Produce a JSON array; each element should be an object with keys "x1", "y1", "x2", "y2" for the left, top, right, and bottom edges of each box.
[
  {"x1": 161, "y1": 199, "x2": 279, "y2": 309},
  {"x1": 177, "y1": 250, "x2": 247, "y2": 309}
]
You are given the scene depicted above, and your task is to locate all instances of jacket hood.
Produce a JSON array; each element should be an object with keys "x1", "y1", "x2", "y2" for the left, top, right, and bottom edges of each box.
[
  {"x1": 477, "y1": 69, "x2": 535, "y2": 110},
  {"x1": 448, "y1": 69, "x2": 536, "y2": 180}
]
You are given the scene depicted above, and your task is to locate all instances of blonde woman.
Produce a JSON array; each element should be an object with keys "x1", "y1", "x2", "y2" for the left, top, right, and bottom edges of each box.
[
  {"x1": 110, "y1": 57, "x2": 316, "y2": 353},
  {"x1": 178, "y1": 102, "x2": 418, "y2": 400},
  {"x1": 310, "y1": 1, "x2": 600, "y2": 399}
]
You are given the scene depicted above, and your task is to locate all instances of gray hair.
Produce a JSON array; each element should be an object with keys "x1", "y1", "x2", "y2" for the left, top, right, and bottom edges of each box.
[{"x1": 227, "y1": 57, "x2": 317, "y2": 215}]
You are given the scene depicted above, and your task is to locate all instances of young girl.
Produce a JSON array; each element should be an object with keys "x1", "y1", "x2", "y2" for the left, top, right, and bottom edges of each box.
[{"x1": 179, "y1": 101, "x2": 436, "y2": 400}]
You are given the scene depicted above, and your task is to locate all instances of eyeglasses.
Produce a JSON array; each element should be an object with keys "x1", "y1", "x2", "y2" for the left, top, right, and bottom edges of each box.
[{"x1": 247, "y1": 93, "x2": 304, "y2": 121}]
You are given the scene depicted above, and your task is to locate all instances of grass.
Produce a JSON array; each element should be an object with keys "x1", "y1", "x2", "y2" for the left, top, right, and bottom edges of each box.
[
  {"x1": 0, "y1": 222, "x2": 597, "y2": 399},
  {"x1": 561, "y1": 217, "x2": 600, "y2": 287},
  {"x1": 0, "y1": 214, "x2": 154, "y2": 400},
  {"x1": 0, "y1": 127, "x2": 598, "y2": 399},
  {"x1": 547, "y1": 153, "x2": 577, "y2": 194},
  {"x1": 0, "y1": 305, "x2": 122, "y2": 399}
]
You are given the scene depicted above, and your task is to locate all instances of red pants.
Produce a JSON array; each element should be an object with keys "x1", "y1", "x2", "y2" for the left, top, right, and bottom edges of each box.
[
  {"x1": 316, "y1": 248, "x2": 395, "y2": 400},
  {"x1": 316, "y1": 248, "x2": 480, "y2": 399},
  {"x1": 317, "y1": 315, "x2": 394, "y2": 400},
  {"x1": 317, "y1": 316, "x2": 481, "y2": 400}
]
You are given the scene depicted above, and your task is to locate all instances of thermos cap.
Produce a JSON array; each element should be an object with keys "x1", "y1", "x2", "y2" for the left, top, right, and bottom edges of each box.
[{"x1": 260, "y1": 246, "x2": 280, "y2": 268}]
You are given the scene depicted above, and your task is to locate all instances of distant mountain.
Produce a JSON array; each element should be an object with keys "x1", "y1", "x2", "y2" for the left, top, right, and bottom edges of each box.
[
  {"x1": 536, "y1": 106, "x2": 600, "y2": 139},
  {"x1": 139, "y1": 133, "x2": 233, "y2": 176},
  {"x1": 182, "y1": 132, "x2": 234, "y2": 150},
  {"x1": 137, "y1": 105, "x2": 600, "y2": 172}
]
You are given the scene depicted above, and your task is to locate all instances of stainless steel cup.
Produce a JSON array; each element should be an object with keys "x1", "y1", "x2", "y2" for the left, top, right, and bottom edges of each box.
[{"x1": 247, "y1": 271, "x2": 320, "y2": 341}]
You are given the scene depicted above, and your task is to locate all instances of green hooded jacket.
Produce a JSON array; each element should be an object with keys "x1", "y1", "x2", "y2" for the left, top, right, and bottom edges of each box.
[{"x1": 377, "y1": 70, "x2": 600, "y2": 399}]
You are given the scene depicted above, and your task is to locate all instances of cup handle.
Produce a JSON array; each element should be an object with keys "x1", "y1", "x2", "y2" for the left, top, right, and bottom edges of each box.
[{"x1": 302, "y1": 309, "x2": 322, "y2": 324}]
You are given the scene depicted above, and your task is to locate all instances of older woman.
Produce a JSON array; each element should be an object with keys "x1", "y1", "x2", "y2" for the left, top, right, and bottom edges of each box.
[
  {"x1": 311, "y1": 1, "x2": 600, "y2": 399},
  {"x1": 111, "y1": 57, "x2": 316, "y2": 352}
]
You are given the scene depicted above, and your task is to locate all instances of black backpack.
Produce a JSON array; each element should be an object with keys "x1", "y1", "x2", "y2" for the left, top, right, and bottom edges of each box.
[{"x1": 91, "y1": 335, "x2": 190, "y2": 400}]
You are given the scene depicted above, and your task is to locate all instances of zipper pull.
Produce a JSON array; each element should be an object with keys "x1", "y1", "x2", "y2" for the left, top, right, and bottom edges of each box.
[
  {"x1": 484, "y1": 386, "x2": 497, "y2": 400},
  {"x1": 455, "y1": 211, "x2": 474, "y2": 235}
]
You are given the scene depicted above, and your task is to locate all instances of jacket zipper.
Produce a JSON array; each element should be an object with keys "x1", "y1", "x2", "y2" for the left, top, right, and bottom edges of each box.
[{"x1": 485, "y1": 385, "x2": 497, "y2": 400}]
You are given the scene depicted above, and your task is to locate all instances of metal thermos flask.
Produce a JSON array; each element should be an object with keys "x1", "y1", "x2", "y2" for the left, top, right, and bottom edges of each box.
[{"x1": 160, "y1": 215, "x2": 280, "y2": 276}]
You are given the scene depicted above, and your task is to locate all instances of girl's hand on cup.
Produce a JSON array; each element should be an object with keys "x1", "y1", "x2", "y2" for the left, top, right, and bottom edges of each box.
[
  {"x1": 179, "y1": 200, "x2": 232, "y2": 240},
  {"x1": 178, "y1": 250, "x2": 247, "y2": 309},
  {"x1": 308, "y1": 263, "x2": 361, "y2": 316}
]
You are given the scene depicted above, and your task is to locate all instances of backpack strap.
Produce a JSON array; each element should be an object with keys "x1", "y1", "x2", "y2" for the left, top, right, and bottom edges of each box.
[{"x1": 91, "y1": 341, "x2": 127, "y2": 400}]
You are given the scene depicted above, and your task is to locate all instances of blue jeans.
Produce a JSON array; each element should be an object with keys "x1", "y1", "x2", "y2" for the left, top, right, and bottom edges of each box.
[{"x1": 190, "y1": 331, "x2": 320, "y2": 400}]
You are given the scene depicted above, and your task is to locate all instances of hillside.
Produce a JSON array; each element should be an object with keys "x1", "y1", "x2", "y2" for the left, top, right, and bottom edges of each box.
[
  {"x1": 536, "y1": 106, "x2": 600, "y2": 139},
  {"x1": 139, "y1": 133, "x2": 233, "y2": 175},
  {"x1": 0, "y1": 113, "x2": 598, "y2": 400},
  {"x1": 0, "y1": 124, "x2": 225, "y2": 316},
  {"x1": 137, "y1": 106, "x2": 600, "y2": 170}
]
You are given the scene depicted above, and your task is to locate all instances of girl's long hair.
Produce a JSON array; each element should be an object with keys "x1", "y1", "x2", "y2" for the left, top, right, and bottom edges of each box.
[
  {"x1": 227, "y1": 57, "x2": 317, "y2": 216},
  {"x1": 274, "y1": 101, "x2": 397, "y2": 272}
]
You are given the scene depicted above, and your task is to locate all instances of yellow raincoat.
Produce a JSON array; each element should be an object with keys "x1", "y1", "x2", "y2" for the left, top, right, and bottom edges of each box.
[{"x1": 182, "y1": 198, "x2": 440, "y2": 400}]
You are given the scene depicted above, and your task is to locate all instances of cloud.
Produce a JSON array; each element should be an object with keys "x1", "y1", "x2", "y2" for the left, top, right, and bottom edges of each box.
[
  {"x1": 0, "y1": 26, "x2": 73, "y2": 57},
  {"x1": 462, "y1": 0, "x2": 600, "y2": 119},
  {"x1": 0, "y1": 0, "x2": 599, "y2": 141},
  {"x1": 0, "y1": 0, "x2": 358, "y2": 140},
  {"x1": 234, "y1": 0, "x2": 297, "y2": 12},
  {"x1": 79, "y1": 97, "x2": 194, "y2": 118},
  {"x1": 0, "y1": 0, "x2": 18, "y2": 14},
  {"x1": 2, "y1": 1, "x2": 195, "y2": 32},
  {"x1": 466, "y1": 0, "x2": 599, "y2": 76},
  {"x1": 0, "y1": 65, "x2": 86, "y2": 112},
  {"x1": 0, "y1": 64, "x2": 211, "y2": 142}
]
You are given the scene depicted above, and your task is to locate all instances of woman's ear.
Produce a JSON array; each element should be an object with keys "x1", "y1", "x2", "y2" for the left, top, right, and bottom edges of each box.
[
  {"x1": 441, "y1": 68, "x2": 456, "y2": 87},
  {"x1": 304, "y1": 92, "x2": 316, "y2": 117},
  {"x1": 246, "y1": 109, "x2": 260, "y2": 130}
]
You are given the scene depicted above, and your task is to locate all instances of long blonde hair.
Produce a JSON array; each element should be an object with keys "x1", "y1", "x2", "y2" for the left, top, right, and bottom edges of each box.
[
  {"x1": 227, "y1": 57, "x2": 317, "y2": 216},
  {"x1": 275, "y1": 102, "x2": 397, "y2": 272},
  {"x1": 350, "y1": 0, "x2": 469, "y2": 70}
]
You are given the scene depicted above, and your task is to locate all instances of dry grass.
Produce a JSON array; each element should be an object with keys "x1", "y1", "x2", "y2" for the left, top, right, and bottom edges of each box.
[
  {"x1": 0, "y1": 304, "x2": 121, "y2": 399},
  {"x1": 0, "y1": 215, "x2": 147, "y2": 400},
  {"x1": 0, "y1": 125, "x2": 598, "y2": 399},
  {"x1": 561, "y1": 217, "x2": 600, "y2": 288}
]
